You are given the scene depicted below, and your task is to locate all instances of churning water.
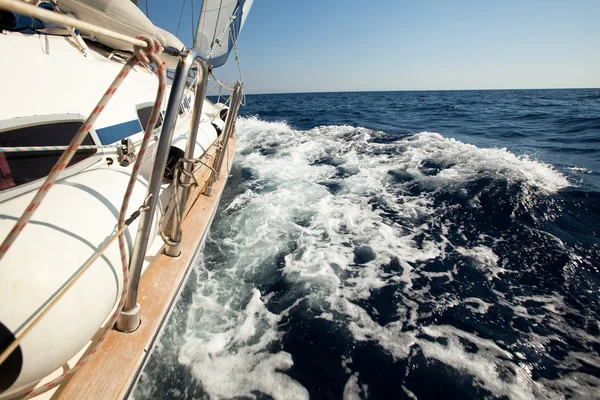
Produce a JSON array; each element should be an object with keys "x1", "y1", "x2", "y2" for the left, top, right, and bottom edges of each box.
[{"x1": 133, "y1": 89, "x2": 600, "y2": 399}]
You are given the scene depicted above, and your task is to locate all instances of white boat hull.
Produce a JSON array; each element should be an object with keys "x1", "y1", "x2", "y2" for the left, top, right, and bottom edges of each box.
[{"x1": 0, "y1": 31, "x2": 224, "y2": 398}]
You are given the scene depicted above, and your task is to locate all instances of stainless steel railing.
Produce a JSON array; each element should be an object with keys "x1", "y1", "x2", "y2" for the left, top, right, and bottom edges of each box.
[
  {"x1": 163, "y1": 65, "x2": 210, "y2": 257},
  {"x1": 164, "y1": 82, "x2": 243, "y2": 257},
  {"x1": 116, "y1": 49, "x2": 244, "y2": 332},
  {"x1": 116, "y1": 49, "x2": 209, "y2": 333},
  {"x1": 204, "y1": 82, "x2": 243, "y2": 196}
]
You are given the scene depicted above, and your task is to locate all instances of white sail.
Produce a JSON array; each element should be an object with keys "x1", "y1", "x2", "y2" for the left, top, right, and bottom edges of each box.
[{"x1": 194, "y1": 0, "x2": 253, "y2": 68}]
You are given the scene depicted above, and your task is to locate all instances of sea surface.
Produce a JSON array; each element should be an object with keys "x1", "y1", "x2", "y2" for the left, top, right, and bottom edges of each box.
[{"x1": 133, "y1": 89, "x2": 600, "y2": 399}]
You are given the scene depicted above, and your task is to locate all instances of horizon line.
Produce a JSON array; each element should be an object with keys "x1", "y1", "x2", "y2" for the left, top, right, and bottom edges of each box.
[{"x1": 235, "y1": 86, "x2": 600, "y2": 96}]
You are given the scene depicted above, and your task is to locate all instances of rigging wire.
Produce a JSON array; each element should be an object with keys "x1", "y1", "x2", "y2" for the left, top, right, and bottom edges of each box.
[
  {"x1": 145, "y1": 0, "x2": 149, "y2": 17},
  {"x1": 191, "y1": 0, "x2": 195, "y2": 44},
  {"x1": 210, "y1": 0, "x2": 224, "y2": 48},
  {"x1": 175, "y1": 0, "x2": 186, "y2": 37}
]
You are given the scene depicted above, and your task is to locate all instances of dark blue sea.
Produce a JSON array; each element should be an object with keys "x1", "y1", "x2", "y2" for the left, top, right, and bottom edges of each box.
[{"x1": 133, "y1": 89, "x2": 600, "y2": 400}]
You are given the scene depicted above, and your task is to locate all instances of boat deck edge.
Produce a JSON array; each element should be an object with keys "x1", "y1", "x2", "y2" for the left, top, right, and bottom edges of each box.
[{"x1": 51, "y1": 135, "x2": 236, "y2": 400}]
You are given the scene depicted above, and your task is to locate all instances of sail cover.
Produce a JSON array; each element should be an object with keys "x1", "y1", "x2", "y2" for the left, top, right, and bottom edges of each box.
[{"x1": 194, "y1": 0, "x2": 253, "y2": 68}]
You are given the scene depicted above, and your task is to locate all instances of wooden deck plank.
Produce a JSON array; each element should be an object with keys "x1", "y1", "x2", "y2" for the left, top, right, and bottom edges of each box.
[{"x1": 53, "y1": 136, "x2": 236, "y2": 400}]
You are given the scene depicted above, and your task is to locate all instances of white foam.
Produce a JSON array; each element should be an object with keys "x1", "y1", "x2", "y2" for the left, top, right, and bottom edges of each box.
[
  {"x1": 418, "y1": 325, "x2": 555, "y2": 400},
  {"x1": 462, "y1": 297, "x2": 493, "y2": 314},
  {"x1": 342, "y1": 373, "x2": 369, "y2": 400},
  {"x1": 178, "y1": 289, "x2": 309, "y2": 399},
  {"x1": 395, "y1": 132, "x2": 569, "y2": 194},
  {"x1": 567, "y1": 166, "x2": 593, "y2": 174},
  {"x1": 139, "y1": 118, "x2": 581, "y2": 398},
  {"x1": 456, "y1": 245, "x2": 505, "y2": 281}
]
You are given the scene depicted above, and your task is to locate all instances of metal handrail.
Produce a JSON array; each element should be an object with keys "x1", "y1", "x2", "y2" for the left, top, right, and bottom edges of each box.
[
  {"x1": 205, "y1": 82, "x2": 243, "y2": 194},
  {"x1": 164, "y1": 81, "x2": 243, "y2": 257},
  {"x1": 164, "y1": 60, "x2": 210, "y2": 257},
  {"x1": 116, "y1": 49, "x2": 209, "y2": 333}
]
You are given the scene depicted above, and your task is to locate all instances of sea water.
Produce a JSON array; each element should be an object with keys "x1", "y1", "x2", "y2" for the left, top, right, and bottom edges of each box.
[{"x1": 132, "y1": 89, "x2": 600, "y2": 399}]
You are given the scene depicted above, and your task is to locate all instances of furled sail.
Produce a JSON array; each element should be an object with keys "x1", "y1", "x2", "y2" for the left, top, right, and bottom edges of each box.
[{"x1": 193, "y1": 0, "x2": 253, "y2": 68}]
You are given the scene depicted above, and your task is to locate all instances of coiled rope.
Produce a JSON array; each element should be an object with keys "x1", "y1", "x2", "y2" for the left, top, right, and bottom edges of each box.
[{"x1": 0, "y1": 35, "x2": 167, "y2": 399}]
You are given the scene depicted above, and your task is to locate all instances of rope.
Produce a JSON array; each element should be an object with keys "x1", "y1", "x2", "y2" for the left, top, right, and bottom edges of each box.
[
  {"x1": 0, "y1": 36, "x2": 162, "y2": 262},
  {"x1": 0, "y1": 0, "x2": 148, "y2": 48},
  {"x1": 210, "y1": 70, "x2": 236, "y2": 92},
  {"x1": 232, "y1": 27, "x2": 244, "y2": 86},
  {"x1": 0, "y1": 204, "x2": 147, "y2": 369},
  {"x1": 207, "y1": 20, "x2": 245, "y2": 105},
  {"x1": 0, "y1": 145, "x2": 117, "y2": 153},
  {"x1": 0, "y1": 135, "x2": 157, "y2": 154},
  {"x1": 207, "y1": 3, "x2": 238, "y2": 60},
  {"x1": 209, "y1": 0, "x2": 224, "y2": 53},
  {"x1": 116, "y1": 37, "x2": 167, "y2": 279},
  {"x1": 216, "y1": 82, "x2": 223, "y2": 105},
  {"x1": 159, "y1": 153, "x2": 216, "y2": 248},
  {"x1": 232, "y1": 40, "x2": 246, "y2": 106},
  {"x1": 0, "y1": 36, "x2": 166, "y2": 399}
]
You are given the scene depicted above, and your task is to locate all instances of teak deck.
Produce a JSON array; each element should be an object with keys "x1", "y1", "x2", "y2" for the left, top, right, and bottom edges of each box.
[{"x1": 53, "y1": 136, "x2": 236, "y2": 399}]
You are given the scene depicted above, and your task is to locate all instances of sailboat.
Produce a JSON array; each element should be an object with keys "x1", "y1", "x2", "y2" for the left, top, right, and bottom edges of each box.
[{"x1": 0, "y1": 0, "x2": 252, "y2": 398}]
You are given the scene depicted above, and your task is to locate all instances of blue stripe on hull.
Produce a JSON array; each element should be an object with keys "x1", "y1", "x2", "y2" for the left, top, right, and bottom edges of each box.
[{"x1": 96, "y1": 120, "x2": 142, "y2": 144}]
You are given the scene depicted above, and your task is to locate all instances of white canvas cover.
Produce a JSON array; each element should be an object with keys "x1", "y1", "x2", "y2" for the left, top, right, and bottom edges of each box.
[{"x1": 59, "y1": 0, "x2": 185, "y2": 58}]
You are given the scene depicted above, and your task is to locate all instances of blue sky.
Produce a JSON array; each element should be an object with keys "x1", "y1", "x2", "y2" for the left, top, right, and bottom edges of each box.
[{"x1": 147, "y1": 0, "x2": 600, "y2": 94}]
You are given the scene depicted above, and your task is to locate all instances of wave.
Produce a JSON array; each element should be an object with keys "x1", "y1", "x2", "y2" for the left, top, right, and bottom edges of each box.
[
  {"x1": 556, "y1": 115, "x2": 600, "y2": 134},
  {"x1": 134, "y1": 118, "x2": 600, "y2": 400}
]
